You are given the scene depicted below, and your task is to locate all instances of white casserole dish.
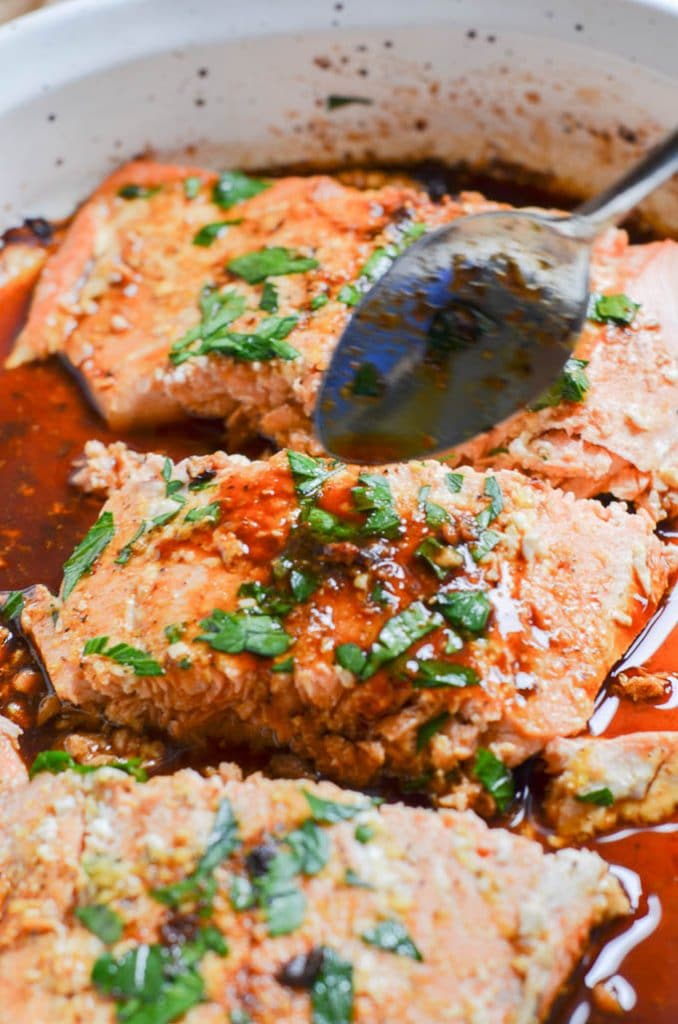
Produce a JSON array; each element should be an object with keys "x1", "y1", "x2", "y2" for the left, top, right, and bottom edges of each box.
[{"x1": 0, "y1": 0, "x2": 676, "y2": 231}]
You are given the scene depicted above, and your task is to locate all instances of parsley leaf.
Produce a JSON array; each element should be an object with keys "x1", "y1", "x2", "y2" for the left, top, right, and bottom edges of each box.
[
  {"x1": 272, "y1": 656, "x2": 294, "y2": 673},
  {"x1": 75, "y1": 904, "x2": 123, "y2": 944},
  {"x1": 310, "y1": 292, "x2": 329, "y2": 310},
  {"x1": 471, "y1": 528, "x2": 502, "y2": 562},
  {"x1": 412, "y1": 659, "x2": 479, "y2": 688},
  {"x1": 212, "y1": 170, "x2": 269, "y2": 209},
  {"x1": 257, "y1": 871, "x2": 307, "y2": 937},
  {"x1": 164, "y1": 623, "x2": 185, "y2": 644},
  {"x1": 589, "y1": 293, "x2": 639, "y2": 325},
  {"x1": 230, "y1": 875, "x2": 256, "y2": 910},
  {"x1": 531, "y1": 357, "x2": 591, "y2": 410},
  {"x1": 473, "y1": 748, "x2": 515, "y2": 811},
  {"x1": 183, "y1": 175, "x2": 202, "y2": 199},
  {"x1": 114, "y1": 522, "x2": 146, "y2": 565},
  {"x1": 361, "y1": 601, "x2": 442, "y2": 679},
  {"x1": 287, "y1": 451, "x2": 339, "y2": 502},
  {"x1": 197, "y1": 609, "x2": 293, "y2": 657},
  {"x1": 576, "y1": 786, "x2": 615, "y2": 807},
  {"x1": 354, "y1": 823, "x2": 374, "y2": 843},
  {"x1": 433, "y1": 589, "x2": 491, "y2": 633},
  {"x1": 285, "y1": 820, "x2": 330, "y2": 876},
  {"x1": 311, "y1": 948, "x2": 354, "y2": 1024},
  {"x1": 152, "y1": 799, "x2": 240, "y2": 911},
  {"x1": 238, "y1": 581, "x2": 294, "y2": 617},
  {"x1": 228, "y1": 246, "x2": 319, "y2": 284},
  {"x1": 303, "y1": 789, "x2": 366, "y2": 823},
  {"x1": 29, "y1": 750, "x2": 147, "y2": 782},
  {"x1": 289, "y1": 568, "x2": 319, "y2": 602},
  {"x1": 62, "y1": 512, "x2": 115, "y2": 600},
  {"x1": 197, "y1": 315, "x2": 300, "y2": 363},
  {"x1": 416, "y1": 712, "x2": 451, "y2": 752},
  {"x1": 344, "y1": 868, "x2": 373, "y2": 889},
  {"x1": 361, "y1": 919, "x2": 422, "y2": 961},
  {"x1": 117, "y1": 184, "x2": 160, "y2": 200},
  {"x1": 335, "y1": 642, "x2": 367, "y2": 675},
  {"x1": 326, "y1": 94, "x2": 373, "y2": 109},
  {"x1": 415, "y1": 537, "x2": 461, "y2": 580},
  {"x1": 476, "y1": 476, "x2": 503, "y2": 531},
  {"x1": 82, "y1": 638, "x2": 164, "y2": 677},
  {"x1": 170, "y1": 287, "x2": 247, "y2": 365},
  {"x1": 192, "y1": 219, "x2": 242, "y2": 247},
  {"x1": 1, "y1": 590, "x2": 24, "y2": 619},
  {"x1": 445, "y1": 472, "x2": 464, "y2": 493},
  {"x1": 260, "y1": 280, "x2": 279, "y2": 312},
  {"x1": 352, "y1": 473, "x2": 402, "y2": 539},
  {"x1": 185, "y1": 501, "x2": 221, "y2": 524},
  {"x1": 305, "y1": 507, "x2": 357, "y2": 542}
]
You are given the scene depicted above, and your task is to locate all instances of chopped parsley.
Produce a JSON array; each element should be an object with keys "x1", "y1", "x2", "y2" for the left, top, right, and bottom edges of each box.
[
  {"x1": 183, "y1": 175, "x2": 202, "y2": 199},
  {"x1": 445, "y1": 472, "x2": 464, "y2": 493},
  {"x1": 284, "y1": 820, "x2": 330, "y2": 876},
  {"x1": 164, "y1": 623, "x2": 186, "y2": 645},
  {"x1": 82, "y1": 637, "x2": 164, "y2": 677},
  {"x1": 170, "y1": 286, "x2": 246, "y2": 365},
  {"x1": 1, "y1": 590, "x2": 24, "y2": 619},
  {"x1": 62, "y1": 511, "x2": 115, "y2": 600},
  {"x1": 196, "y1": 315, "x2": 299, "y2": 362},
  {"x1": 361, "y1": 919, "x2": 422, "y2": 961},
  {"x1": 354, "y1": 823, "x2": 374, "y2": 844},
  {"x1": 473, "y1": 748, "x2": 515, "y2": 812},
  {"x1": 289, "y1": 567, "x2": 319, "y2": 602},
  {"x1": 352, "y1": 473, "x2": 402, "y2": 539},
  {"x1": 471, "y1": 529, "x2": 502, "y2": 563},
  {"x1": 75, "y1": 904, "x2": 123, "y2": 944},
  {"x1": 576, "y1": 786, "x2": 615, "y2": 807},
  {"x1": 415, "y1": 537, "x2": 460, "y2": 580},
  {"x1": 589, "y1": 292, "x2": 639, "y2": 325},
  {"x1": 303, "y1": 789, "x2": 366, "y2": 824},
  {"x1": 335, "y1": 642, "x2": 367, "y2": 676},
  {"x1": 412, "y1": 659, "x2": 479, "y2": 688},
  {"x1": 185, "y1": 501, "x2": 221, "y2": 524},
  {"x1": 114, "y1": 522, "x2": 146, "y2": 565},
  {"x1": 192, "y1": 218, "x2": 242, "y2": 247},
  {"x1": 310, "y1": 292, "x2": 329, "y2": 310},
  {"x1": 338, "y1": 223, "x2": 426, "y2": 306},
  {"x1": 196, "y1": 609, "x2": 292, "y2": 657},
  {"x1": 272, "y1": 656, "x2": 294, "y2": 673},
  {"x1": 260, "y1": 280, "x2": 279, "y2": 312},
  {"x1": 305, "y1": 507, "x2": 357, "y2": 542},
  {"x1": 230, "y1": 875, "x2": 256, "y2": 911},
  {"x1": 227, "y1": 246, "x2": 319, "y2": 284},
  {"x1": 287, "y1": 451, "x2": 340, "y2": 503},
  {"x1": 433, "y1": 589, "x2": 491, "y2": 634},
  {"x1": 255, "y1": 858, "x2": 307, "y2": 937},
  {"x1": 188, "y1": 469, "x2": 217, "y2": 492},
  {"x1": 326, "y1": 94, "x2": 374, "y2": 109},
  {"x1": 310, "y1": 948, "x2": 354, "y2": 1024},
  {"x1": 476, "y1": 476, "x2": 503, "y2": 530},
  {"x1": 152, "y1": 799, "x2": 240, "y2": 912},
  {"x1": 117, "y1": 183, "x2": 160, "y2": 200},
  {"x1": 416, "y1": 712, "x2": 451, "y2": 752},
  {"x1": 343, "y1": 868, "x2": 373, "y2": 889},
  {"x1": 162, "y1": 458, "x2": 186, "y2": 504},
  {"x1": 212, "y1": 170, "x2": 269, "y2": 209},
  {"x1": 360, "y1": 601, "x2": 442, "y2": 679},
  {"x1": 238, "y1": 581, "x2": 294, "y2": 617},
  {"x1": 29, "y1": 750, "x2": 147, "y2": 782},
  {"x1": 531, "y1": 357, "x2": 591, "y2": 410}
]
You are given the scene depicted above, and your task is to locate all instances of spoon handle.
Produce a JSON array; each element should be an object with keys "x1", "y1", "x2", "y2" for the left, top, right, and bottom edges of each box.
[{"x1": 567, "y1": 126, "x2": 678, "y2": 239}]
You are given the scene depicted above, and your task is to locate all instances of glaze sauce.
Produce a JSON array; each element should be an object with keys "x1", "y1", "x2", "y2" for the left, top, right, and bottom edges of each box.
[{"x1": 0, "y1": 170, "x2": 675, "y2": 1023}]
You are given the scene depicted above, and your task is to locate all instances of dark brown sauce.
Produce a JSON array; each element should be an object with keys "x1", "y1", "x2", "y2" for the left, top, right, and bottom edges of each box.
[{"x1": 0, "y1": 167, "x2": 675, "y2": 1022}]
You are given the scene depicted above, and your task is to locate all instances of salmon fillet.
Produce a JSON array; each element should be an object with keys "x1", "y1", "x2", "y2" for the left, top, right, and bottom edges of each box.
[
  {"x1": 544, "y1": 731, "x2": 678, "y2": 838},
  {"x1": 0, "y1": 763, "x2": 628, "y2": 1024},
  {"x1": 455, "y1": 233, "x2": 678, "y2": 521},
  {"x1": 18, "y1": 446, "x2": 670, "y2": 801},
  {"x1": 7, "y1": 161, "x2": 471, "y2": 436}
]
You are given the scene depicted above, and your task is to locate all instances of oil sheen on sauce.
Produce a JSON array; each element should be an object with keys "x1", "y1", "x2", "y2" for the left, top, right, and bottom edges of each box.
[{"x1": 0, "y1": 177, "x2": 675, "y2": 1024}]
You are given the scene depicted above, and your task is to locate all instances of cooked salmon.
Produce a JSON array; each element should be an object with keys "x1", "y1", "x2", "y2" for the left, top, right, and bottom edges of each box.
[
  {"x1": 0, "y1": 763, "x2": 628, "y2": 1023},
  {"x1": 455, "y1": 234, "x2": 678, "y2": 521},
  {"x1": 8, "y1": 161, "x2": 471, "y2": 437},
  {"x1": 18, "y1": 445, "x2": 671, "y2": 801},
  {"x1": 544, "y1": 731, "x2": 678, "y2": 838}
]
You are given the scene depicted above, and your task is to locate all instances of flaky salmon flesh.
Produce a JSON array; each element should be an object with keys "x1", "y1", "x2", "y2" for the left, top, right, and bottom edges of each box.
[
  {"x1": 7, "y1": 162, "x2": 677, "y2": 520},
  {"x1": 19, "y1": 445, "x2": 672, "y2": 805},
  {"x1": 0, "y1": 731, "x2": 628, "y2": 1024}
]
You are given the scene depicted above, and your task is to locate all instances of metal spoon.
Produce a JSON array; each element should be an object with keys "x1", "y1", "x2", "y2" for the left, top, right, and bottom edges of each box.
[{"x1": 316, "y1": 127, "x2": 678, "y2": 463}]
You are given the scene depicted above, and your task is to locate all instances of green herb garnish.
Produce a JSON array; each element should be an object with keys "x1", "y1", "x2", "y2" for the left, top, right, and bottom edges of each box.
[
  {"x1": 361, "y1": 919, "x2": 422, "y2": 961},
  {"x1": 445, "y1": 472, "x2": 464, "y2": 493},
  {"x1": 82, "y1": 637, "x2": 164, "y2": 676},
  {"x1": 287, "y1": 451, "x2": 339, "y2": 503},
  {"x1": 326, "y1": 94, "x2": 374, "y2": 110},
  {"x1": 412, "y1": 659, "x2": 479, "y2": 688},
  {"x1": 311, "y1": 948, "x2": 354, "y2": 1024},
  {"x1": 310, "y1": 292, "x2": 329, "y2": 310},
  {"x1": 185, "y1": 501, "x2": 221, "y2": 524},
  {"x1": 354, "y1": 823, "x2": 374, "y2": 844},
  {"x1": 433, "y1": 589, "x2": 490, "y2": 633},
  {"x1": 335, "y1": 642, "x2": 367, "y2": 676},
  {"x1": 192, "y1": 219, "x2": 242, "y2": 247},
  {"x1": 576, "y1": 786, "x2": 615, "y2": 807},
  {"x1": 62, "y1": 512, "x2": 115, "y2": 600},
  {"x1": 228, "y1": 246, "x2": 319, "y2": 284},
  {"x1": 29, "y1": 750, "x2": 147, "y2": 782},
  {"x1": 361, "y1": 601, "x2": 442, "y2": 679},
  {"x1": 416, "y1": 712, "x2": 451, "y2": 752},
  {"x1": 117, "y1": 184, "x2": 160, "y2": 200},
  {"x1": 114, "y1": 522, "x2": 146, "y2": 565},
  {"x1": 75, "y1": 904, "x2": 123, "y2": 944},
  {"x1": 531, "y1": 357, "x2": 591, "y2": 410},
  {"x1": 473, "y1": 748, "x2": 515, "y2": 811},
  {"x1": 471, "y1": 529, "x2": 502, "y2": 563},
  {"x1": 212, "y1": 170, "x2": 269, "y2": 209},
  {"x1": 589, "y1": 293, "x2": 639, "y2": 325},
  {"x1": 196, "y1": 609, "x2": 292, "y2": 657},
  {"x1": 259, "y1": 280, "x2": 279, "y2": 312},
  {"x1": 183, "y1": 176, "x2": 202, "y2": 199},
  {"x1": 352, "y1": 472, "x2": 402, "y2": 539},
  {"x1": 476, "y1": 476, "x2": 503, "y2": 530},
  {"x1": 1, "y1": 590, "x2": 24, "y2": 619},
  {"x1": 303, "y1": 789, "x2": 366, "y2": 824}
]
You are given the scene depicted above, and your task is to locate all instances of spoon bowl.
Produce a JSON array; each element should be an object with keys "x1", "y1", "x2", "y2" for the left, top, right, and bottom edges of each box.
[{"x1": 316, "y1": 127, "x2": 678, "y2": 463}]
